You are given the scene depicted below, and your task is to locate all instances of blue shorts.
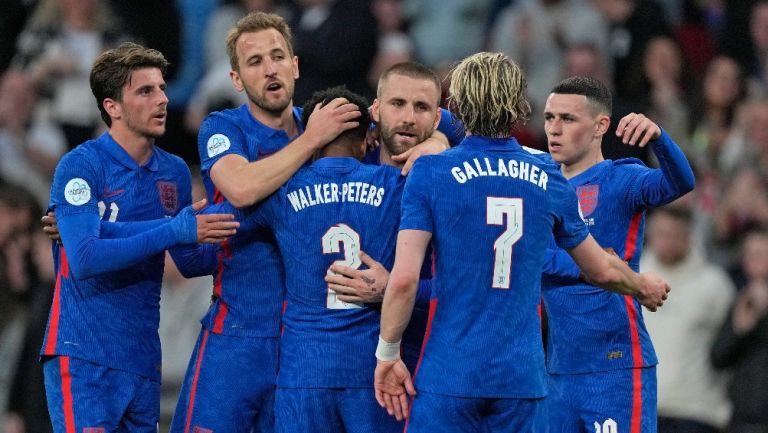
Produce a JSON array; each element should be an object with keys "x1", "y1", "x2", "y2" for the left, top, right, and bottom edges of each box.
[
  {"x1": 406, "y1": 391, "x2": 546, "y2": 433},
  {"x1": 547, "y1": 367, "x2": 657, "y2": 433},
  {"x1": 169, "y1": 329, "x2": 279, "y2": 433},
  {"x1": 275, "y1": 387, "x2": 402, "y2": 433},
  {"x1": 43, "y1": 355, "x2": 159, "y2": 433}
]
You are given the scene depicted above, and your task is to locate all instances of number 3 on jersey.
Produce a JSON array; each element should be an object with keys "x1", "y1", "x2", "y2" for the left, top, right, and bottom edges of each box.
[
  {"x1": 322, "y1": 223, "x2": 364, "y2": 309},
  {"x1": 487, "y1": 197, "x2": 523, "y2": 289}
]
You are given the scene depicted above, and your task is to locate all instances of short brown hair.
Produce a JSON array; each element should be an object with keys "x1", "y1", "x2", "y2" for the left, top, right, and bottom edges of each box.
[
  {"x1": 377, "y1": 62, "x2": 442, "y2": 106},
  {"x1": 90, "y1": 42, "x2": 168, "y2": 127},
  {"x1": 226, "y1": 12, "x2": 293, "y2": 72},
  {"x1": 448, "y1": 52, "x2": 530, "y2": 138}
]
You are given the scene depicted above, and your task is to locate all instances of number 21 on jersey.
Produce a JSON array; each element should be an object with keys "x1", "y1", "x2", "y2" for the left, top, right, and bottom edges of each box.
[
  {"x1": 322, "y1": 223, "x2": 364, "y2": 309},
  {"x1": 487, "y1": 197, "x2": 523, "y2": 289}
]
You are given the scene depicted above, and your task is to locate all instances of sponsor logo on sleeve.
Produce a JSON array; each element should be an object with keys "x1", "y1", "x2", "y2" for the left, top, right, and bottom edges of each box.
[
  {"x1": 207, "y1": 134, "x2": 231, "y2": 158},
  {"x1": 64, "y1": 178, "x2": 91, "y2": 206}
]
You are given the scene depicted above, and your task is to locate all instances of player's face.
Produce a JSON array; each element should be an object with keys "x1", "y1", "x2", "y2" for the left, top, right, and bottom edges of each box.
[
  {"x1": 372, "y1": 74, "x2": 441, "y2": 156},
  {"x1": 544, "y1": 93, "x2": 602, "y2": 168},
  {"x1": 119, "y1": 67, "x2": 168, "y2": 139},
  {"x1": 231, "y1": 28, "x2": 299, "y2": 115}
]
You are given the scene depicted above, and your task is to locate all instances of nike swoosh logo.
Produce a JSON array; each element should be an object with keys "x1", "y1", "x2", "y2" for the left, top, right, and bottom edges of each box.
[{"x1": 103, "y1": 188, "x2": 125, "y2": 198}]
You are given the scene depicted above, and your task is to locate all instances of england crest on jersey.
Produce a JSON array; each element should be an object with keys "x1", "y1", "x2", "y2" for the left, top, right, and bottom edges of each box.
[
  {"x1": 576, "y1": 184, "x2": 599, "y2": 217},
  {"x1": 156, "y1": 181, "x2": 178, "y2": 214}
]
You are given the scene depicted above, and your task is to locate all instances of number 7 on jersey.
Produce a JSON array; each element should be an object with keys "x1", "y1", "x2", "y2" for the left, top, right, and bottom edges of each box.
[{"x1": 487, "y1": 197, "x2": 523, "y2": 289}]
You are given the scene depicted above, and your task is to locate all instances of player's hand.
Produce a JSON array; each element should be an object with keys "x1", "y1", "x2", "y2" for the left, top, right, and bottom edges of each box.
[
  {"x1": 374, "y1": 359, "x2": 416, "y2": 421},
  {"x1": 392, "y1": 130, "x2": 449, "y2": 175},
  {"x1": 732, "y1": 280, "x2": 768, "y2": 334},
  {"x1": 326, "y1": 250, "x2": 389, "y2": 303},
  {"x1": 191, "y1": 198, "x2": 239, "y2": 243},
  {"x1": 636, "y1": 272, "x2": 670, "y2": 312},
  {"x1": 304, "y1": 97, "x2": 361, "y2": 150},
  {"x1": 41, "y1": 211, "x2": 61, "y2": 243},
  {"x1": 615, "y1": 113, "x2": 661, "y2": 147}
]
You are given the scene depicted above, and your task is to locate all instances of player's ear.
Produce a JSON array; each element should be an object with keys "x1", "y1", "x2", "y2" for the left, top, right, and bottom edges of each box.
[
  {"x1": 594, "y1": 114, "x2": 610, "y2": 137},
  {"x1": 103, "y1": 98, "x2": 120, "y2": 120},
  {"x1": 230, "y1": 70, "x2": 245, "y2": 92},
  {"x1": 371, "y1": 99, "x2": 381, "y2": 123}
]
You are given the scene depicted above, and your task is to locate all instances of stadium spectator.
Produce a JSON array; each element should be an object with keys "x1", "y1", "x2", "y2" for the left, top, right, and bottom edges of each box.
[
  {"x1": 288, "y1": 0, "x2": 378, "y2": 104},
  {"x1": 12, "y1": 0, "x2": 128, "y2": 150},
  {"x1": 643, "y1": 205, "x2": 735, "y2": 433},
  {"x1": 712, "y1": 226, "x2": 768, "y2": 433}
]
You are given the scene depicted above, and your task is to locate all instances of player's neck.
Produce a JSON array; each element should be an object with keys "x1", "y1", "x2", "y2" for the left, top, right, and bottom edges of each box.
[
  {"x1": 108, "y1": 126, "x2": 155, "y2": 166},
  {"x1": 249, "y1": 102, "x2": 298, "y2": 138},
  {"x1": 378, "y1": 146, "x2": 402, "y2": 169},
  {"x1": 320, "y1": 145, "x2": 355, "y2": 159},
  {"x1": 561, "y1": 150, "x2": 604, "y2": 179}
]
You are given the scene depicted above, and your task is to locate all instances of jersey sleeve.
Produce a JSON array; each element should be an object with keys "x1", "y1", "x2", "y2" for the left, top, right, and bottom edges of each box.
[
  {"x1": 625, "y1": 129, "x2": 695, "y2": 210},
  {"x1": 541, "y1": 237, "x2": 582, "y2": 285},
  {"x1": 50, "y1": 151, "x2": 101, "y2": 217},
  {"x1": 199, "y1": 191, "x2": 276, "y2": 232},
  {"x1": 57, "y1": 207, "x2": 193, "y2": 280},
  {"x1": 168, "y1": 162, "x2": 219, "y2": 278},
  {"x1": 400, "y1": 158, "x2": 434, "y2": 233},
  {"x1": 437, "y1": 108, "x2": 466, "y2": 147},
  {"x1": 198, "y1": 112, "x2": 249, "y2": 174}
]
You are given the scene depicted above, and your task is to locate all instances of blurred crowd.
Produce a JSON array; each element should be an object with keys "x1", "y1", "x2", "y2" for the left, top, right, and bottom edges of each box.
[{"x1": 1, "y1": 0, "x2": 767, "y2": 432}]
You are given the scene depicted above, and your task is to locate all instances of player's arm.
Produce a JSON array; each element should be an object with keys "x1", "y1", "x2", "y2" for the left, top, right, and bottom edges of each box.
[
  {"x1": 326, "y1": 251, "x2": 433, "y2": 304},
  {"x1": 567, "y1": 234, "x2": 670, "y2": 311},
  {"x1": 210, "y1": 99, "x2": 360, "y2": 207},
  {"x1": 541, "y1": 238, "x2": 582, "y2": 284},
  {"x1": 375, "y1": 229, "x2": 429, "y2": 421},
  {"x1": 57, "y1": 204, "x2": 234, "y2": 280},
  {"x1": 615, "y1": 113, "x2": 695, "y2": 206}
]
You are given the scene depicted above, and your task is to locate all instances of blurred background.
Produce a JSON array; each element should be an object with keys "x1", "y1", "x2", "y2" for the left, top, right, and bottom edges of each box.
[{"x1": 1, "y1": 0, "x2": 767, "y2": 432}]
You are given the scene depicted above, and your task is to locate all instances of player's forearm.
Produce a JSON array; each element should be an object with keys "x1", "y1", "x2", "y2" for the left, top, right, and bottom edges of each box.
[
  {"x1": 169, "y1": 244, "x2": 218, "y2": 278},
  {"x1": 650, "y1": 129, "x2": 695, "y2": 197},
  {"x1": 214, "y1": 139, "x2": 316, "y2": 207},
  {"x1": 569, "y1": 235, "x2": 641, "y2": 296},
  {"x1": 583, "y1": 253, "x2": 646, "y2": 297},
  {"x1": 380, "y1": 274, "x2": 419, "y2": 343},
  {"x1": 101, "y1": 218, "x2": 171, "y2": 238},
  {"x1": 62, "y1": 215, "x2": 187, "y2": 279}
]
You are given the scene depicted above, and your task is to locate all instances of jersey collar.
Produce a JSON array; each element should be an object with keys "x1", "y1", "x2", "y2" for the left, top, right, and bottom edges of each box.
[
  {"x1": 101, "y1": 131, "x2": 159, "y2": 171},
  {"x1": 568, "y1": 160, "x2": 611, "y2": 185},
  {"x1": 241, "y1": 105, "x2": 304, "y2": 141},
  {"x1": 460, "y1": 135, "x2": 523, "y2": 152},
  {"x1": 311, "y1": 156, "x2": 361, "y2": 174}
]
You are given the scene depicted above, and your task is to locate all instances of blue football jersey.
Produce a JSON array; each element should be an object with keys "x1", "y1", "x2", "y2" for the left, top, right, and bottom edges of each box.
[
  {"x1": 543, "y1": 129, "x2": 695, "y2": 374},
  {"x1": 41, "y1": 132, "x2": 192, "y2": 381},
  {"x1": 197, "y1": 104, "x2": 303, "y2": 337},
  {"x1": 229, "y1": 157, "x2": 405, "y2": 388},
  {"x1": 400, "y1": 135, "x2": 589, "y2": 398}
]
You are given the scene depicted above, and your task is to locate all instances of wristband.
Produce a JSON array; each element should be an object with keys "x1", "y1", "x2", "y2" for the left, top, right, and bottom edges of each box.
[{"x1": 375, "y1": 335, "x2": 401, "y2": 361}]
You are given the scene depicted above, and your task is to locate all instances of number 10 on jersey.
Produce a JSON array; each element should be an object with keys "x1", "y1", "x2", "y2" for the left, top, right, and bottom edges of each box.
[{"x1": 487, "y1": 197, "x2": 523, "y2": 289}]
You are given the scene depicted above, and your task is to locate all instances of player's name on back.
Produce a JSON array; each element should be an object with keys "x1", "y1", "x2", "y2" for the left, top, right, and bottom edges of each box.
[
  {"x1": 450, "y1": 157, "x2": 549, "y2": 190},
  {"x1": 287, "y1": 182, "x2": 387, "y2": 212}
]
